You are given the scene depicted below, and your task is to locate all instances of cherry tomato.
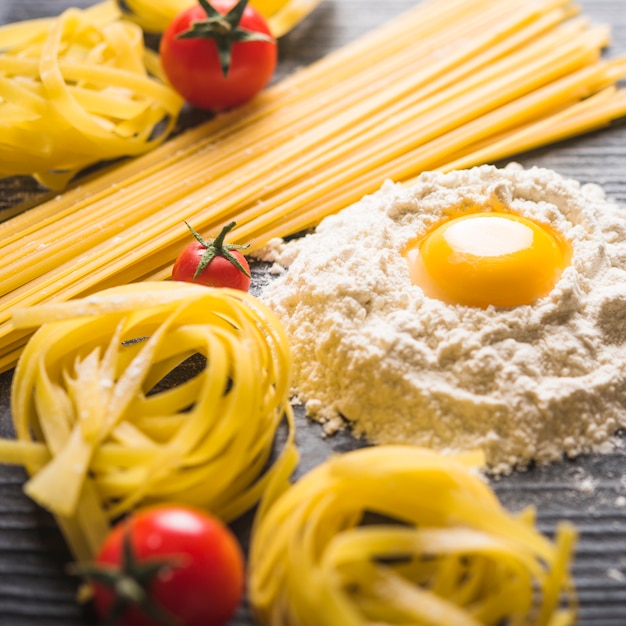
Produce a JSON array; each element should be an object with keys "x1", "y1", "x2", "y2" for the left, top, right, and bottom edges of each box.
[
  {"x1": 160, "y1": 0, "x2": 277, "y2": 111},
  {"x1": 172, "y1": 221, "x2": 252, "y2": 291},
  {"x1": 85, "y1": 505, "x2": 245, "y2": 626}
]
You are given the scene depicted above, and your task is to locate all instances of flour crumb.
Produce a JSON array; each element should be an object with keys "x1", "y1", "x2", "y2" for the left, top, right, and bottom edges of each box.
[
  {"x1": 607, "y1": 568, "x2": 626, "y2": 582},
  {"x1": 578, "y1": 477, "x2": 597, "y2": 494},
  {"x1": 261, "y1": 165, "x2": 626, "y2": 474},
  {"x1": 323, "y1": 416, "x2": 346, "y2": 436}
]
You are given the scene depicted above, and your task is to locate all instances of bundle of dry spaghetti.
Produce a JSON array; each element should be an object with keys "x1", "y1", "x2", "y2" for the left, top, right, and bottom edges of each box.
[
  {"x1": 1, "y1": 0, "x2": 626, "y2": 371},
  {"x1": 249, "y1": 446, "x2": 578, "y2": 626},
  {"x1": 1, "y1": 282, "x2": 297, "y2": 560}
]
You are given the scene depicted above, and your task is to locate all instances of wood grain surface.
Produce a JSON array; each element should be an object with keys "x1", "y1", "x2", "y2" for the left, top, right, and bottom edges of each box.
[{"x1": 1, "y1": 1, "x2": 626, "y2": 624}]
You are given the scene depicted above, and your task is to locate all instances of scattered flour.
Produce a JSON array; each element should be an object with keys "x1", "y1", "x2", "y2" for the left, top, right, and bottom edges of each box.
[
  {"x1": 606, "y1": 568, "x2": 626, "y2": 582},
  {"x1": 260, "y1": 164, "x2": 626, "y2": 474}
]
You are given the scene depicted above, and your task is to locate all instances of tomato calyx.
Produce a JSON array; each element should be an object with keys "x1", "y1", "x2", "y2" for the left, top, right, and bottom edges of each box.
[
  {"x1": 186, "y1": 220, "x2": 251, "y2": 280},
  {"x1": 176, "y1": 0, "x2": 273, "y2": 76},
  {"x1": 70, "y1": 531, "x2": 183, "y2": 626}
]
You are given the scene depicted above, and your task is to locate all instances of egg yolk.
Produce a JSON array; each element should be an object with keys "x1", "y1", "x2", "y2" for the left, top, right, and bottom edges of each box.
[{"x1": 405, "y1": 212, "x2": 571, "y2": 308}]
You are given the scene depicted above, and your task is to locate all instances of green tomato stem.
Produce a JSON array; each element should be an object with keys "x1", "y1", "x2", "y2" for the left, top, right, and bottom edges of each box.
[
  {"x1": 176, "y1": 0, "x2": 273, "y2": 77},
  {"x1": 185, "y1": 220, "x2": 251, "y2": 280}
]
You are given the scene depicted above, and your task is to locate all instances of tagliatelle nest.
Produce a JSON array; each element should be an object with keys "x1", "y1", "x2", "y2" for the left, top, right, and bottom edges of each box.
[
  {"x1": 249, "y1": 446, "x2": 578, "y2": 626},
  {"x1": 5, "y1": 282, "x2": 297, "y2": 561},
  {"x1": 0, "y1": 4, "x2": 183, "y2": 189}
]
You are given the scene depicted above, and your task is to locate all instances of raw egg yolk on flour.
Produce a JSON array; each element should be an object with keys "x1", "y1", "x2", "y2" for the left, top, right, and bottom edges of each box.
[{"x1": 405, "y1": 212, "x2": 571, "y2": 308}]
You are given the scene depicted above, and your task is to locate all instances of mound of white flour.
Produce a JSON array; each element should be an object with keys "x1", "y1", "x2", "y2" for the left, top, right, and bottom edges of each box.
[{"x1": 261, "y1": 164, "x2": 626, "y2": 474}]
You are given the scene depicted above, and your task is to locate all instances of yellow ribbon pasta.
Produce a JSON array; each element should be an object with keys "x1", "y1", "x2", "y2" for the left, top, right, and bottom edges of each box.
[
  {"x1": 0, "y1": 5, "x2": 183, "y2": 189},
  {"x1": 249, "y1": 446, "x2": 577, "y2": 626},
  {"x1": 4, "y1": 282, "x2": 297, "y2": 561}
]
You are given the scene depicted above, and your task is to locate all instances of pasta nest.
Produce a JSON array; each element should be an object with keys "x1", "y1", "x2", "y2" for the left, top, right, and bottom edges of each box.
[
  {"x1": 249, "y1": 446, "x2": 577, "y2": 626},
  {"x1": 8, "y1": 282, "x2": 297, "y2": 561},
  {"x1": 0, "y1": 4, "x2": 183, "y2": 189}
]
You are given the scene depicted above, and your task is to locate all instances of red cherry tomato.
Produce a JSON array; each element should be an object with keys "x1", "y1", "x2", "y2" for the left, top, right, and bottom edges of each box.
[
  {"x1": 171, "y1": 221, "x2": 252, "y2": 291},
  {"x1": 160, "y1": 0, "x2": 277, "y2": 111},
  {"x1": 89, "y1": 505, "x2": 245, "y2": 626}
]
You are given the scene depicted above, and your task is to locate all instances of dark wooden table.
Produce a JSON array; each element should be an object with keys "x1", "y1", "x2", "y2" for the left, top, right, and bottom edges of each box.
[{"x1": 1, "y1": 0, "x2": 626, "y2": 624}]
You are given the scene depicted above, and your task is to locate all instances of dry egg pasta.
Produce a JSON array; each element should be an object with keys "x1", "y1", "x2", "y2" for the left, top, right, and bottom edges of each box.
[
  {"x1": 2, "y1": 282, "x2": 297, "y2": 561},
  {"x1": 262, "y1": 164, "x2": 626, "y2": 474},
  {"x1": 249, "y1": 445, "x2": 577, "y2": 626},
  {"x1": 0, "y1": 5, "x2": 182, "y2": 189}
]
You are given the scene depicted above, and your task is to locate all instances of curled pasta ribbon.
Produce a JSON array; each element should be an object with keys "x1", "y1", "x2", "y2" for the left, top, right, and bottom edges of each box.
[
  {"x1": 6, "y1": 282, "x2": 297, "y2": 561},
  {"x1": 249, "y1": 446, "x2": 577, "y2": 626},
  {"x1": 0, "y1": 5, "x2": 183, "y2": 189}
]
